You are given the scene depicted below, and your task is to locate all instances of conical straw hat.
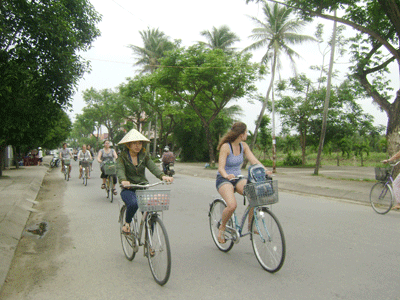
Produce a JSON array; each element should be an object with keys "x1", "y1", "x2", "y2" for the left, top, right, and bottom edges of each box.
[{"x1": 118, "y1": 129, "x2": 150, "y2": 144}]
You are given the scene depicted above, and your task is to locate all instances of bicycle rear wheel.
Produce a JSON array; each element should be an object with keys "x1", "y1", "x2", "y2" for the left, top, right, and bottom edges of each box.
[
  {"x1": 370, "y1": 182, "x2": 393, "y2": 214},
  {"x1": 251, "y1": 207, "x2": 285, "y2": 273},
  {"x1": 119, "y1": 205, "x2": 136, "y2": 261},
  {"x1": 208, "y1": 199, "x2": 234, "y2": 252},
  {"x1": 146, "y1": 216, "x2": 171, "y2": 286}
]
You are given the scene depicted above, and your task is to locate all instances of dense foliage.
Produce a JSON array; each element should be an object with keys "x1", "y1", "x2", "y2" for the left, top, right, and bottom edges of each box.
[{"x1": 0, "y1": 0, "x2": 101, "y2": 168}]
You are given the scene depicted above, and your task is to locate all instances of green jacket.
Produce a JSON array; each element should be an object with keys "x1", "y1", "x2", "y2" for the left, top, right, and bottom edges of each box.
[{"x1": 116, "y1": 149, "x2": 164, "y2": 186}]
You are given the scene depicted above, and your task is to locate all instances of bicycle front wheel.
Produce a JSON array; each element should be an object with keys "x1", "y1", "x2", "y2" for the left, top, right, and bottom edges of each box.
[
  {"x1": 119, "y1": 205, "x2": 136, "y2": 261},
  {"x1": 146, "y1": 216, "x2": 171, "y2": 286},
  {"x1": 370, "y1": 182, "x2": 393, "y2": 214},
  {"x1": 106, "y1": 177, "x2": 110, "y2": 199},
  {"x1": 208, "y1": 199, "x2": 234, "y2": 252},
  {"x1": 110, "y1": 180, "x2": 114, "y2": 203},
  {"x1": 251, "y1": 207, "x2": 285, "y2": 273}
]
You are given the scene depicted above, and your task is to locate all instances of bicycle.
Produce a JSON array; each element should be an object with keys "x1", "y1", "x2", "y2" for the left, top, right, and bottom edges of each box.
[
  {"x1": 62, "y1": 159, "x2": 71, "y2": 181},
  {"x1": 103, "y1": 161, "x2": 117, "y2": 203},
  {"x1": 118, "y1": 181, "x2": 172, "y2": 286},
  {"x1": 81, "y1": 159, "x2": 92, "y2": 186},
  {"x1": 370, "y1": 161, "x2": 400, "y2": 214},
  {"x1": 208, "y1": 176, "x2": 286, "y2": 273}
]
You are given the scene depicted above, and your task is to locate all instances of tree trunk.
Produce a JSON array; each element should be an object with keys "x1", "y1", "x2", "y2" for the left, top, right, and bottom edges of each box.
[
  {"x1": 300, "y1": 132, "x2": 306, "y2": 165},
  {"x1": 243, "y1": 53, "x2": 277, "y2": 169},
  {"x1": 203, "y1": 123, "x2": 216, "y2": 166},
  {"x1": 314, "y1": 12, "x2": 337, "y2": 175}
]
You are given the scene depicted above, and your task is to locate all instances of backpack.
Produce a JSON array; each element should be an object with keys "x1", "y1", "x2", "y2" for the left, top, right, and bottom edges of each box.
[
  {"x1": 246, "y1": 164, "x2": 275, "y2": 203},
  {"x1": 247, "y1": 164, "x2": 267, "y2": 183}
]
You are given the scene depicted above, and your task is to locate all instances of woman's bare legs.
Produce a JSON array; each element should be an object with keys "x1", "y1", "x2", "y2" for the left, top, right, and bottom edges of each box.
[{"x1": 217, "y1": 184, "x2": 236, "y2": 243}]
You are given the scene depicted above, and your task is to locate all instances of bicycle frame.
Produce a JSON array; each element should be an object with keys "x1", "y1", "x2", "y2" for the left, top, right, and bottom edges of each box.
[
  {"x1": 130, "y1": 211, "x2": 162, "y2": 256},
  {"x1": 218, "y1": 194, "x2": 275, "y2": 247}
]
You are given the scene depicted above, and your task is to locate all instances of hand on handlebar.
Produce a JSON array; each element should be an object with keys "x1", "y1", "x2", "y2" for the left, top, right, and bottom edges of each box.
[{"x1": 162, "y1": 176, "x2": 174, "y2": 183}]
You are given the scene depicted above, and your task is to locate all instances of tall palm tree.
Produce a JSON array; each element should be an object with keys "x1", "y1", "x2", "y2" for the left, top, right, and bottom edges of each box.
[
  {"x1": 244, "y1": 1, "x2": 315, "y2": 171},
  {"x1": 128, "y1": 28, "x2": 175, "y2": 74},
  {"x1": 199, "y1": 25, "x2": 240, "y2": 52}
]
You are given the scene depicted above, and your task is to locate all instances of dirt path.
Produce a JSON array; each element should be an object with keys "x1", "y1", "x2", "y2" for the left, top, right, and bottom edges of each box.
[{"x1": 0, "y1": 169, "x2": 70, "y2": 299}]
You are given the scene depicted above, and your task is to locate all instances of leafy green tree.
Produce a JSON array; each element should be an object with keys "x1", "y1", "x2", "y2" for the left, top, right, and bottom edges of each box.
[
  {"x1": 276, "y1": 75, "x2": 377, "y2": 165},
  {"x1": 243, "y1": 0, "x2": 315, "y2": 171},
  {"x1": 246, "y1": 0, "x2": 400, "y2": 156},
  {"x1": 199, "y1": 25, "x2": 240, "y2": 53},
  {"x1": 151, "y1": 44, "x2": 260, "y2": 164},
  {"x1": 128, "y1": 28, "x2": 177, "y2": 74},
  {"x1": 83, "y1": 88, "x2": 122, "y2": 145},
  {"x1": 41, "y1": 110, "x2": 72, "y2": 150},
  {"x1": 0, "y1": 0, "x2": 100, "y2": 173}
]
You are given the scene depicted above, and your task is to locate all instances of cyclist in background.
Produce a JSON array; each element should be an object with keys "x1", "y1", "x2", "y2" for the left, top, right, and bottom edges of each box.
[
  {"x1": 87, "y1": 145, "x2": 95, "y2": 171},
  {"x1": 116, "y1": 129, "x2": 173, "y2": 234},
  {"x1": 98, "y1": 140, "x2": 118, "y2": 195},
  {"x1": 383, "y1": 149, "x2": 400, "y2": 210},
  {"x1": 78, "y1": 144, "x2": 92, "y2": 179},
  {"x1": 216, "y1": 122, "x2": 270, "y2": 244},
  {"x1": 161, "y1": 146, "x2": 175, "y2": 173},
  {"x1": 59, "y1": 143, "x2": 73, "y2": 178}
]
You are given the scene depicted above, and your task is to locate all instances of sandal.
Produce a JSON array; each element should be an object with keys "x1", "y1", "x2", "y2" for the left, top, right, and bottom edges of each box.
[
  {"x1": 217, "y1": 227, "x2": 226, "y2": 244},
  {"x1": 101, "y1": 184, "x2": 106, "y2": 189},
  {"x1": 149, "y1": 248, "x2": 156, "y2": 257},
  {"x1": 113, "y1": 189, "x2": 118, "y2": 195},
  {"x1": 122, "y1": 223, "x2": 130, "y2": 234},
  {"x1": 391, "y1": 205, "x2": 400, "y2": 210}
]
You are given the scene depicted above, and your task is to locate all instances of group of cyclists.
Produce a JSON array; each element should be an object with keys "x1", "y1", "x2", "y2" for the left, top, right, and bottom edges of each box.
[
  {"x1": 57, "y1": 136, "x2": 177, "y2": 203},
  {"x1": 57, "y1": 122, "x2": 400, "y2": 241}
]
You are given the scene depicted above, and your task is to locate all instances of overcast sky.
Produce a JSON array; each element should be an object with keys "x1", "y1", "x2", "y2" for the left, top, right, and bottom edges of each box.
[{"x1": 71, "y1": 0, "x2": 391, "y2": 132}]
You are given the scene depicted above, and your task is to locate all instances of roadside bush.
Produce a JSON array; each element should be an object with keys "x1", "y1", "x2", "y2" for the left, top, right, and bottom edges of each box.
[{"x1": 284, "y1": 153, "x2": 302, "y2": 166}]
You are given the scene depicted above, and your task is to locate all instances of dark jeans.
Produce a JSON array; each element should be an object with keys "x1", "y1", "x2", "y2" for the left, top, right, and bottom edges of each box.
[{"x1": 120, "y1": 189, "x2": 138, "y2": 223}]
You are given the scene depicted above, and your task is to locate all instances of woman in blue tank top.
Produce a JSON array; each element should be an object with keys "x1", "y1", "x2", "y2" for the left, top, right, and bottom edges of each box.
[{"x1": 216, "y1": 122, "x2": 269, "y2": 244}]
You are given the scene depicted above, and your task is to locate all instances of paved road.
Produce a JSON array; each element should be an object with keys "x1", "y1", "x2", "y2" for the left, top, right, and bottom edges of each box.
[{"x1": 1, "y1": 162, "x2": 399, "y2": 299}]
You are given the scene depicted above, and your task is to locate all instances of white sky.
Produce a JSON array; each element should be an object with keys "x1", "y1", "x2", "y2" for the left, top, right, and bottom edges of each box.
[{"x1": 71, "y1": 0, "x2": 392, "y2": 133}]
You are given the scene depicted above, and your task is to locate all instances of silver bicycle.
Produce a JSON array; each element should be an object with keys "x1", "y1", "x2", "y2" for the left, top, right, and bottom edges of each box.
[
  {"x1": 119, "y1": 181, "x2": 171, "y2": 286},
  {"x1": 209, "y1": 176, "x2": 285, "y2": 273},
  {"x1": 370, "y1": 161, "x2": 400, "y2": 214}
]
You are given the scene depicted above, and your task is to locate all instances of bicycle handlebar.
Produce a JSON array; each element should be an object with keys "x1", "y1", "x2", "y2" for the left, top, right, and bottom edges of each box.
[{"x1": 120, "y1": 181, "x2": 171, "y2": 189}]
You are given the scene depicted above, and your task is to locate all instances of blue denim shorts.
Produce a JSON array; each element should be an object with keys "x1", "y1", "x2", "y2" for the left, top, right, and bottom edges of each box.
[{"x1": 216, "y1": 174, "x2": 247, "y2": 191}]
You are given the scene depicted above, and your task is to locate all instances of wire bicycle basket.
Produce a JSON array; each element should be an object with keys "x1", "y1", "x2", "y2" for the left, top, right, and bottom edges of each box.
[
  {"x1": 136, "y1": 189, "x2": 171, "y2": 212},
  {"x1": 104, "y1": 161, "x2": 116, "y2": 175},
  {"x1": 244, "y1": 180, "x2": 279, "y2": 207},
  {"x1": 374, "y1": 167, "x2": 390, "y2": 181}
]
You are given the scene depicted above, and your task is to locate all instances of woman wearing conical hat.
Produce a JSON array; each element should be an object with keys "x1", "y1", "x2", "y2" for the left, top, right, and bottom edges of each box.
[{"x1": 116, "y1": 129, "x2": 173, "y2": 234}]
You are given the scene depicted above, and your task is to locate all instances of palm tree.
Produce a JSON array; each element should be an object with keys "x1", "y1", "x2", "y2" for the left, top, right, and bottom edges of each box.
[
  {"x1": 199, "y1": 25, "x2": 240, "y2": 52},
  {"x1": 128, "y1": 28, "x2": 176, "y2": 74},
  {"x1": 244, "y1": 1, "x2": 315, "y2": 171}
]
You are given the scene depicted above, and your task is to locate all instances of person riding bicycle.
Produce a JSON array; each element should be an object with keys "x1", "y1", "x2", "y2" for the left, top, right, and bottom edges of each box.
[
  {"x1": 59, "y1": 143, "x2": 73, "y2": 178},
  {"x1": 87, "y1": 145, "x2": 95, "y2": 171},
  {"x1": 161, "y1": 146, "x2": 175, "y2": 173},
  {"x1": 78, "y1": 144, "x2": 92, "y2": 179},
  {"x1": 98, "y1": 140, "x2": 118, "y2": 195},
  {"x1": 116, "y1": 128, "x2": 173, "y2": 234},
  {"x1": 383, "y1": 150, "x2": 400, "y2": 210},
  {"x1": 216, "y1": 122, "x2": 270, "y2": 244}
]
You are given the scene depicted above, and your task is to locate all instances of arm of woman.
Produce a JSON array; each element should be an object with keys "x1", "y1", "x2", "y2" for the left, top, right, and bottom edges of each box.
[
  {"x1": 146, "y1": 154, "x2": 173, "y2": 182},
  {"x1": 113, "y1": 149, "x2": 118, "y2": 160},
  {"x1": 116, "y1": 156, "x2": 129, "y2": 186},
  {"x1": 97, "y1": 150, "x2": 102, "y2": 163},
  {"x1": 383, "y1": 150, "x2": 400, "y2": 163},
  {"x1": 243, "y1": 142, "x2": 270, "y2": 173}
]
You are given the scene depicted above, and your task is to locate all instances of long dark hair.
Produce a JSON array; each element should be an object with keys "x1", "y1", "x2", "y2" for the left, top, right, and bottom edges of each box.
[{"x1": 217, "y1": 122, "x2": 247, "y2": 151}]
